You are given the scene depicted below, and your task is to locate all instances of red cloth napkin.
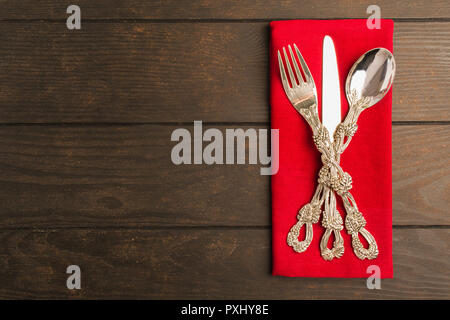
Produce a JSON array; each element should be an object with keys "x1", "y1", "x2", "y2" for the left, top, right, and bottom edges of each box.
[{"x1": 271, "y1": 19, "x2": 393, "y2": 278}]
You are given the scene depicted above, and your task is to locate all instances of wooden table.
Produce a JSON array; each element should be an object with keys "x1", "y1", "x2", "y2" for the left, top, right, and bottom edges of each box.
[{"x1": 0, "y1": 1, "x2": 448, "y2": 299}]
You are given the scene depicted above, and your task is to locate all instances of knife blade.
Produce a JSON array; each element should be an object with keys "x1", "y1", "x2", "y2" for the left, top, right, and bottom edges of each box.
[{"x1": 322, "y1": 35, "x2": 341, "y2": 142}]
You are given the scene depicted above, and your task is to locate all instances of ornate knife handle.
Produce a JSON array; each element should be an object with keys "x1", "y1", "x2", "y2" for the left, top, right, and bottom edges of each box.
[{"x1": 319, "y1": 187, "x2": 344, "y2": 260}]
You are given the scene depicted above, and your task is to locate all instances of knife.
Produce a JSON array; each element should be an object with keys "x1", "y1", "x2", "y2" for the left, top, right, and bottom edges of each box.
[{"x1": 322, "y1": 35, "x2": 341, "y2": 142}]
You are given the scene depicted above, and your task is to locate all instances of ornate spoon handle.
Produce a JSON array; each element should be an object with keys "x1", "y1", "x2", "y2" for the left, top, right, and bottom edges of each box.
[
  {"x1": 341, "y1": 192, "x2": 379, "y2": 260},
  {"x1": 332, "y1": 95, "x2": 379, "y2": 260},
  {"x1": 333, "y1": 91, "x2": 371, "y2": 155}
]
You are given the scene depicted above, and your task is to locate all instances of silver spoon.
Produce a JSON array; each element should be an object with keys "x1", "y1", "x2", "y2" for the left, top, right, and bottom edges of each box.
[
  {"x1": 346, "y1": 47, "x2": 396, "y2": 110},
  {"x1": 331, "y1": 48, "x2": 396, "y2": 260},
  {"x1": 336, "y1": 48, "x2": 396, "y2": 150}
]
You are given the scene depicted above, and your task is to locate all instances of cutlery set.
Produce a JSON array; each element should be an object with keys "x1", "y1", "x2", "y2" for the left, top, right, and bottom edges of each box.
[{"x1": 278, "y1": 36, "x2": 395, "y2": 260}]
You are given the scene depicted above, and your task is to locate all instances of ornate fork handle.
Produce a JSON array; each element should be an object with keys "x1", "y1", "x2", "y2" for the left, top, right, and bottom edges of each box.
[
  {"x1": 287, "y1": 185, "x2": 323, "y2": 253},
  {"x1": 288, "y1": 101, "x2": 378, "y2": 260},
  {"x1": 287, "y1": 104, "x2": 345, "y2": 259},
  {"x1": 287, "y1": 105, "x2": 323, "y2": 253}
]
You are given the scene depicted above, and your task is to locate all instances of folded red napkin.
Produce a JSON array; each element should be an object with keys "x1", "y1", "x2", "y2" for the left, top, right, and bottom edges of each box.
[{"x1": 271, "y1": 19, "x2": 393, "y2": 278}]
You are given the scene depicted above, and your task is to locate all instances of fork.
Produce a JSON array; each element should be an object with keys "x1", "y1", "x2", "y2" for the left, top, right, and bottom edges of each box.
[{"x1": 278, "y1": 44, "x2": 345, "y2": 260}]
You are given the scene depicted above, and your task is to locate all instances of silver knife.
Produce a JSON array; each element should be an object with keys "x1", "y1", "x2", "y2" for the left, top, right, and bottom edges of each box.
[
  {"x1": 322, "y1": 35, "x2": 341, "y2": 142},
  {"x1": 320, "y1": 36, "x2": 345, "y2": 259}
]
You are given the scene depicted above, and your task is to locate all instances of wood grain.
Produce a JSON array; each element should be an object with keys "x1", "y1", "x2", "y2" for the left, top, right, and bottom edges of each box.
[
  {"x1": 0, "y1": 0, "x2": 448, "y2": 300},
  {"x1": 393, "y1": 125, "x2": 450, "y2": 225},
  {"x1": 1, "y1": 0, "x2": 449, "y2": 20},
  {"x1": 0, "y1": 22, "x2": 449, "y2": 123},
  {"x1": 0, "y1": 124, "x2": 447, "y2": 228},
  {"x1": 0, "y1": 228, "x2": 447, "y2": 299}
]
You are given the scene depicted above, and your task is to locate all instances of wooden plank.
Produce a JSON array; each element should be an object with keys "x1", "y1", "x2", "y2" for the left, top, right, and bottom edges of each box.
[
  {"x1": 0, "y1": 1, "x2": 449, "y2": 19},
  {"x1": 0, "y1": 22, "x2": 448, "y2": 123},
  {"x1": 393, "y1": 22, "x2": 450, "y2": 122},
  {"x1": 0, "y1": 228, "x2": 447, "y2": 299},
  {"x1": 393, "y1": 125, "x2": 450, "y2": 225},
  {"x1": 0, "y1": 124, "x2": 447, "y2": 228}
]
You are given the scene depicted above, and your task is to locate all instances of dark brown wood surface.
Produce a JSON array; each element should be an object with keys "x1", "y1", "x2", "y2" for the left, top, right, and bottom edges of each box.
[
  {"x1": 0, "y1": 22, "x2": 449, "y2": 122},
  {"x1": 0, "y1": 125, "x2": 447, "y2": 228},
  {"x1": 0, "y1": 1, "x2": 448, "y2": 299},
  {"x1": 1, "y1": 0, "x2": 449, "y2": 19},
  {"x1": 0, "y1": 229, "x2": 447, "y2": 299}
]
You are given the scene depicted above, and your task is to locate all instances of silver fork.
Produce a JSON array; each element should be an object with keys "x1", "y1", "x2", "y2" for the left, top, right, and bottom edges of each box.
[
  {"x1": 277, "y1": 44, "x2": 320, "y2": 129},
  {"x1": 278, "y1": 44, "x2": 345, "y2": 260}
]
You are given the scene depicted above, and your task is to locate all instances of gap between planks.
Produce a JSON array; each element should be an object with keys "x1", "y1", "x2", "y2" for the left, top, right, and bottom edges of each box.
[
  {"x1": 0, "y1": 121, "x2": 448, "y2": 127},
  {"x1": 1, "y1": 18, "x2": 450, "y2": 23},
  {"x1": 0, "y1": 225, "x2": 447, "y2": 232}
]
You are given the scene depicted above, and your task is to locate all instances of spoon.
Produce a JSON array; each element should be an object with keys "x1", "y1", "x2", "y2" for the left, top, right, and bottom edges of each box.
[
  {"x1": 331, "y1": 47, "x2": 396, "y2": 260},
  {"x1": 335, "y1": 47, "x2": 396, "y2": 148},
  {"x1": 345, "y1": 47, "x2": 396, "y2": 109}
]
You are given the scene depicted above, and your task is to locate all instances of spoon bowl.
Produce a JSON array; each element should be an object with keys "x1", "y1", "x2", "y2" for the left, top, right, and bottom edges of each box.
[{"x1": 345, "y1": 48, "x2": 396, "y2": 108}]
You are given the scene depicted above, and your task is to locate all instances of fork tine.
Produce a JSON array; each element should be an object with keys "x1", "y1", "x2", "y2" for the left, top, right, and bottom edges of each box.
[
  {"x1": 283, "y1": 47, "x2": 297, "y2": 87},
  {"x1": 277, "y1": 50, "x2": 291, "y2": 94},
  {"x1": 288, "y1": 45, "x2": 304, "y2": 84},
  {"x1": 294, "y1": 44, "x2": 313, "y2": 84}
]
